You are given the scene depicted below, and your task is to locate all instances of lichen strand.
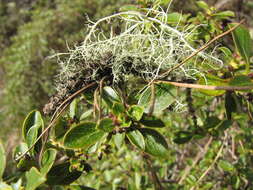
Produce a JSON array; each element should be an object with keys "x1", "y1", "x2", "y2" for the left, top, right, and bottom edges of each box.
[{"x1": 43, "y1": 10, "x2": 223, "y2": 115}]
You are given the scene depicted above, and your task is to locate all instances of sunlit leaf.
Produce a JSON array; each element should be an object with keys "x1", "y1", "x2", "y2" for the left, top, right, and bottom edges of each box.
[
  {"x1": 26, "y1": 167, "x2": 46, "y2": 190},
  {"x1": 69, "y1": 98, "x2": 78, "y2": 119},
  {"x1": 113, "y1": 133, "x2": 125, "y2": 149},
  {"x1": 198, "y1": 74, "x2": 227, "y2": 96},
  {"x1": 138, "y1": 83, "x2": 176, "y2": 114},
  {"x1": 218, "y1": 160, "x2": 235, "y2": 172},
  {"x1": 128, "y1": 105, "x2": 144, "y2": 121},
  {"x1": 126, "y1": 130, "x2": 145, "y2": 150},
  {"x1": 64, "y1": 122, "x2": 105, "y2": 149},
  {"x1": 40, "y1": 148, "x2": 57, "y2": 175},
  {"x1": 22, "y1": 110, "x2": 44, "y2": 141}
]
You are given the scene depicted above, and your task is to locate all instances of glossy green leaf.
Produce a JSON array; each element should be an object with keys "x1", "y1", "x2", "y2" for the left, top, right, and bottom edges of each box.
[
  {"x1": 126, "y1": 130, "x2": 145, "y2": 150},
  {"x1": 97, "y1": 118, "x2": 115, "y2": 132},
  {"x1": 173, "y1": 131, "x2": 193, "y2": 144},
  {"x1": 229, "y1": 23, "x2": 253, "y2": 73},
  {"x1": 0, "y1": 142, "x2": 6, "y2": 179},
  {"x1": 212, "y1": 11, "x2": 235, "y2": 19},
  {"x1": 80, "y1": 109, "x2": 93, "y2": 121},
  {"x1": 46, "y1": 162, "x2": 82, "y2": 185},
  {"x1": 69, "y1": 98, "x2": 78, "y2": 119},
  {"x1": 198, "y1": 74, "x2": 227, "y2": 96},
  {"x1": 138, "y1": 83, "x2": 176, "y2": 114},
  {"x1": 128, "y1": 105, "x2": 144, "y2": 121},
  {"x1": 40, "y1": 148, "x2": 57, "y2": 175},
  {"x1": 218, "y1": 160, "x2": 235, "y2": 172},
  {"x1": 26, "y1": 125, "x2": 39, "y2": 153},
  {"x1": 140, "y1": 128, "x2": 169, "y2": 158},
  {"x1": 113, "y1": 133, "x2": 125, "y2": 149},
  {"x1": 140, "y1": 114, "x2": 165, "y2": 128},
  {"x1": 102, "y1": 86, "x2": 120, "y2": 107},
  {"x1": 22, "y1": 110, "x2": 44, "y2": 141},
  {"x1": 0, "y1": 182, "x2": 12, "y2": 190},
  {"x1": 25, "y1": 167, "x2": 46, "y2": 190},
  {"x1": 64, "y1": 122, "x2": 105, "y2": 149}
]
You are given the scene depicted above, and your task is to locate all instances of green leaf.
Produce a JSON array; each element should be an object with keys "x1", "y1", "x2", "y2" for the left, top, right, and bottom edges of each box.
[
  {"x1": 22, "y1": 110, "x2": 44, "y2": 141},
  {"x1": 0, "y1": 182, "x2": 12, "y2": 190},
  {"x1": 102, "y1": 86, "x2": 120, "y2": 107},
  {"x1": 212, "y1": 11, "x2": 235, "y2": 19},
  {"x1": 26, "y1": 125, "x2": 39, "y2": 153},
  {"x1": 204, "y1": 117, "x2": 221, "y2": 129},
  {"x1": 128, "y1": 105, "x2": 144, "y2": 121},
  {"x1": 112, "y1": 102, "x2": 125, "y2": 116},
  {"x1": 198, "y1": 74, "x2": 227, "y2": 96},
  {"x1": 167, "y1": 12, "x2": 184, "y2": 24},
  {"x1": 97, "y1": 118, "x2": 115, "y2": 132},
  {"x1": 173, "y1": 131, "x2": 193, "y2": 144},
  {"x1": 80, "y1": 109, "x2": 93, "y2": 121},
  {"x1": 113, "y1": 133, "x2": 125, "y2": 149},
  {"x1": 218, "y1": 160, "x2": 235, "y2": 172},
  {"x1": 140, "y1": 128, "x2": 169, "y2": 158},
  {"x1": 229, "y1": 23, "x2": 253, "y2": 73},
  {"x1": 13, "y1": 143, "x2": 28, "y2": 160},
  {"x1": 46, "y1": 162, "x2": 82, "y2": 185},
  {"x1": 225, "y1": 92, "x2": 237, "y2": 120},
  {"x1": 229, "y1": 75, "x2": 253, "y2": 87},
  {"x1": 0, "y1": 142, "x2": 6, "y2": 179},
  {"x1": 64, "y1": 122, "x2": 105, "y2": 149},
  {"x1": 138, "y1": 83, "x2": 176, "y2": 114},
  {"x1": 26, "y1": 167, "x2": 46, "y2": 190},
  {"x1": 69, "y1": 98, "x2": 78, "y2": 119},
  {"x1": 196, "y1": 1, "x2": 209, "y2": 10},
  {"x1": 126, "y1": 130, "x2": 145, "y2": 150},
  {"x1": 140, "y1": 114, "x2": 165, "y2": 128},
  {"x1": 54, "y1": 117, "x2": 68, "y2": 141},
  {"x1": 218, "y1": 47, "x2": 233, "y2": 61},
  {"x1": 40, "y1": 148, "x2": 57, "y2": 175}
]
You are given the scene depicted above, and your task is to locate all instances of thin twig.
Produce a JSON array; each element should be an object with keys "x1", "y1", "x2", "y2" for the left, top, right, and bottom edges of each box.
[
  {"x1": 15, "y1": 82, "x2": 97, "y2": 161},
  {"x1": 178, "y1": 137, "x2": 213, "y2": 185},
  {"x1": 159, "y1": 19, "x2": 245, "y2": 78},
  {"x1": 155, "y1": 80, "x2": 253, "y2": 91}
]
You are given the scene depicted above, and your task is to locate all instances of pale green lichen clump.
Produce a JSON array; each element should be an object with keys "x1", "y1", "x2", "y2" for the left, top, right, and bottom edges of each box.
[{"x1": 43, "y1": 9, "x2": 223, "y2": 115}]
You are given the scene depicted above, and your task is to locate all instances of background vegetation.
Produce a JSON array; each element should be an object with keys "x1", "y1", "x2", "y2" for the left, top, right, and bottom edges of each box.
[{"x1": 0, "y1": 0, "x2": 253, "y2": 189}]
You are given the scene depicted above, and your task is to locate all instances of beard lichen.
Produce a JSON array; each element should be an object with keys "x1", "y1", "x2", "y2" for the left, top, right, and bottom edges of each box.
[{"x1": 43, "y1": 9, "x2": 223, "y2": 115}]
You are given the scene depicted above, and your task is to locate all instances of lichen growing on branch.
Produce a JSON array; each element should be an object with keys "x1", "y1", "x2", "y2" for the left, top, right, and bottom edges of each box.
[{"x1": 43, "y1": 9, "x2": 223, "y2": 115}]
